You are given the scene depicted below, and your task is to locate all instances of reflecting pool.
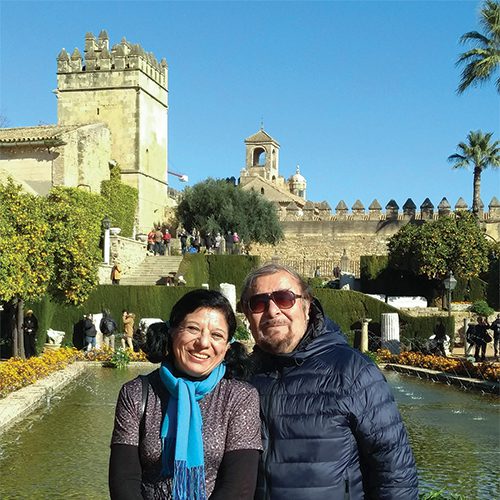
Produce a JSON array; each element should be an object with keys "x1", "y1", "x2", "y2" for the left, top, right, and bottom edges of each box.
[{"x1": 0, "y1": 366, "x2": 498, "y2": 499}]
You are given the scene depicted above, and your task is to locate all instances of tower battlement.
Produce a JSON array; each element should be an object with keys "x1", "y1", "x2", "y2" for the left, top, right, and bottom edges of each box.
[{"x1": 57, "y1": 30, "x2": 168, "y2": 89}]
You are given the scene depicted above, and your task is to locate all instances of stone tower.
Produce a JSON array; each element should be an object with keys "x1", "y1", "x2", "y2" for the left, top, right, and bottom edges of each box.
[
  {"x1": 244, "y1": 128, "x2": 280, "y2": 182},
  {"x1": 56, "y1": 30, "x2": 169, "y2": 231}
]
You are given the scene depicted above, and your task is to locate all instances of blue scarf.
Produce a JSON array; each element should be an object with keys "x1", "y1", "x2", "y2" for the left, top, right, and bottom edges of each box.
[{"x1": 159, "y1": 361, "x2": 226, "y2": 500}]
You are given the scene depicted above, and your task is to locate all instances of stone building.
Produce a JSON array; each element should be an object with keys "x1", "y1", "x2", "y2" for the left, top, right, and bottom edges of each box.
[
  {"x1": 237, "y1": 129, "x2": 500, "y2": 273},
  {"x1": 0, "y1": 30, "x2": 171, "y2": 232},
  {"x1": 239, "y1": 128, "x2": 309, "y2": 212}
]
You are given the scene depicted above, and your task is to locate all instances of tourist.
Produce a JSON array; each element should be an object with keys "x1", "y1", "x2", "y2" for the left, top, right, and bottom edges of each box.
[
  {"x1": 22, "y1": 309, "x2": 38, "y2": 358},
  {"x1": 179, "y1": 231, "x2": 188, "y2": 255},
  {"x1": 214, "y1": 232, "x2": 222, "y2": 254},
  {"x1": 313, "y1": 265, "x2": 321, "y2": 278},
  {"x1": 121, "y1": 310, "x2": 135, "y2": 350},
  {"x1": 474, "y1": 316, "x2": 491, "y2": 362},
  {"x1": 83, "y1": 313, "x2": 97, "y2": 351},
  {"x1": 147, "y1": 228, "x2": 155, "y2": 253},
  {"x1": 232, "y1": 231, "x2": 240, "y2": 254},
  {"x1": 162, "y1": 228, "x2": 172, "y2": 256},
  {"x1": 154, "y1": 227, "x2": 164, "y2": 256},
  {"x1": 240, "y1": 263, "x2": 418, "y2": 499},
  {"x1": 100, "y1": 309, "x2": 117, "y2": 350},
  {"x1": 225, "y1": 231, "x2": 233, "y2": 254},
  {"x1": 109, "y1": 289, "x2": 262, "y2": 499},
  {"x1": 491, "y1": 314, "x2": 500, "y2": 361},
  {"x1": 465, "y1": 320, "x2": 478, "y2": 356},
  {"x1": 110, "y1": 263, "x2": 122, "y2": 285}
]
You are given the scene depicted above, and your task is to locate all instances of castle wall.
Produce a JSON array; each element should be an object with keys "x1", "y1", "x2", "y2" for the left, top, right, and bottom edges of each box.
[
  {"x1": 52, "y1": 124, "x2": 111, "y2": 193},
  {"x1": 0, "y1": 146, "x2": 54, "y2": 195},
  {"x1": 250, "y1": 216, "x2": 500, "y2": 272}
]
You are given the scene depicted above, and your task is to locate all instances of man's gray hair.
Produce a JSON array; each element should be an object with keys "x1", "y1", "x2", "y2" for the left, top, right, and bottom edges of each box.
[{"x1": 240, "y1": 263, "x2": 312, "y2": 309}]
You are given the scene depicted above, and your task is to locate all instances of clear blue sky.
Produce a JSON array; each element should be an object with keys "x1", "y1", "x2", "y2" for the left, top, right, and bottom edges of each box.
[{"x1": 1, "y1": 0, "x2": 498, "y2": 210}]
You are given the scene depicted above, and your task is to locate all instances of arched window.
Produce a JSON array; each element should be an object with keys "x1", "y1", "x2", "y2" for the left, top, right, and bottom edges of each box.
[
  {"x1": 261, "y1": 188, "x2": 265, "y2": 195},
  {"x1": 252, "y1": 147, "x2": 266, "y2": 166}
]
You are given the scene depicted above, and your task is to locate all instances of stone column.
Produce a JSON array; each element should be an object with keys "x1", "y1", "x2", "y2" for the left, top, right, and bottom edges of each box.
[
  {"x1": 103, "y1": 227, "x2": 111, "y2": 265},
  {"x1": 361, "y1": 318, "x2": 371, "y2": 353},
  {"x1": 381, "y1": 313, "x2": 400, "y2": 354},
  {"x1": 220, "y1": 283, "x2": 237, "y2": 312}
]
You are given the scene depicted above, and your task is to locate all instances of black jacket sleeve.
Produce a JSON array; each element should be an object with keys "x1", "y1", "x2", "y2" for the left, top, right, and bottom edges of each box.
[
  {"x1": 109, "y1": 443, "x2": 143, "y2": 500},
  {"x1": 209, "y1": 449, "x2": 260, "y2": 500}
]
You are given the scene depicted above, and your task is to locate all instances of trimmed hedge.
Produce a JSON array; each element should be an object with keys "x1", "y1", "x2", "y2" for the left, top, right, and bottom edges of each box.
[
  {"x1": 207, "y1": 255, "x2": 260, "y2": 296},
  {"x1": 30, "y1": 286, "x2": 196, "y2": 348},
  {"x1": 28, "y1": 255, "x2": 452, "y2": 350},
  {"x1": 177, "y1": 254, "x2": 208, "y2": 287},
  {"x1": 313, "y1": 288, "x2": 454, "y2": 343}
]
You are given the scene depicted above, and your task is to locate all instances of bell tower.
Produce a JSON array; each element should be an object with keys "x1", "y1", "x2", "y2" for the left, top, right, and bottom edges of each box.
[{"x1": 243, "y1": 128, "x2": 280, "y2": 182}]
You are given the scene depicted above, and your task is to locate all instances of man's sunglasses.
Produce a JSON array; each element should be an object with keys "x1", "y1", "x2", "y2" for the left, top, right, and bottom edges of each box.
[{"x1": 246, "y1": 290, "x2": 303, "y2": 313}]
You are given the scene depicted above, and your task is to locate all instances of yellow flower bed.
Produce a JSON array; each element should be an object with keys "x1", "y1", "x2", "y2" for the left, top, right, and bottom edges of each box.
[
  {"x1": 377, "y1": 349, "x2": 499, "y2": 382},
  {"x1": 0, "y1": 347, "x2": 79, "y2": 398},
  {"x1": 0, "y1": 347, "x2": 148, "y2": 398}
]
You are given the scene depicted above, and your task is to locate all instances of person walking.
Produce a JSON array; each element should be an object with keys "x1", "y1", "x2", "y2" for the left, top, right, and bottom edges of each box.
[
  {"x1": 100, "y1": 309, "x2": 118, "y2": 350},
  {"x1": 240, "y1": 263, "x2": 418, "y2": 499}
]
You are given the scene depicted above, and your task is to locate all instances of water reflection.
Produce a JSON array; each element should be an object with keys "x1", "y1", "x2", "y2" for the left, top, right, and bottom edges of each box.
[
  {"x1": 0, "y1": 366, "x2": 498, "y2": 499},
  {"x1": 387, "y1": 371, "x2": 500, "y2": 499}
]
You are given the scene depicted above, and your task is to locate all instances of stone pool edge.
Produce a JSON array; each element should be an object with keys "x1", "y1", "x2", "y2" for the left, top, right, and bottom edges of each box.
[
  {"x1": 383, "y1": 363, "x2": 500, "y2": 395},
  {"x1": 0, "y1": 361, "x2": 154, "y2": 435}
]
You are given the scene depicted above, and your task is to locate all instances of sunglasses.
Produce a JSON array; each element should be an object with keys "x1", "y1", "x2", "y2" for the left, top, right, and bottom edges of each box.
[{"x1": 247, "y1": 290, "x2": 303, "y2": 313}]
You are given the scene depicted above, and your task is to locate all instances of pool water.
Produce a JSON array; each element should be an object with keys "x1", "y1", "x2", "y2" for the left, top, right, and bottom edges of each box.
[{"x1": 0, "y1": 366, "x2": 498, "y2": 499}]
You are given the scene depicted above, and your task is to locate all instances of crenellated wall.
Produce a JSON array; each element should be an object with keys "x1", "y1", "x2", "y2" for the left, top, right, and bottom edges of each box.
[{"x1": 56, "y1": 30, "x2": 170, "y2": 232}]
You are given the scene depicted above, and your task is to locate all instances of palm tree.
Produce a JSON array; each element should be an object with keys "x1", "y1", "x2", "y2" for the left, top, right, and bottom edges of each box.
[
  {"x1": 448, "y1": 130, "x2": 500, "y2": 216},
  {"x1": 456, "y1": 0, "x2": 500, "y2": 94}
]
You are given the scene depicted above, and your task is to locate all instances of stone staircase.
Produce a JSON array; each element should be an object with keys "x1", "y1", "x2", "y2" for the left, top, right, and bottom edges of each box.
[{"x1": 120, "y1": 255, "x2": 184, "y2": 286}]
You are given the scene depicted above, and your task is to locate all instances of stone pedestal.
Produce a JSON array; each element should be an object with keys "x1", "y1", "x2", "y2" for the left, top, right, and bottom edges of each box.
[
  {"x1": 220, "y1": 283, "x2": 237, "y2": 312},
  {"x1": 381, "y1": 313, "x2": 400, "y2": 354},
  {"x1": 361, "y1": 318, "x2": 371, "y2": 353}
]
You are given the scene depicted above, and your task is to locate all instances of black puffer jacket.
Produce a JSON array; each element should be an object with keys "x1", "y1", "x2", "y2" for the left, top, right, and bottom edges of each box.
[{"x1": 251, "y1": 300, "x2": 418, "y2": 500}]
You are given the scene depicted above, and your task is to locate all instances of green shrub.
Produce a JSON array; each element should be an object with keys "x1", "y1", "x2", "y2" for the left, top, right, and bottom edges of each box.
[
  {"x1": 470, "y1": 299, "x2": 494, "y2": 316},
  {"x1": 207, "y1": 255, "x2": 260, "y2": 296},
  {"x1": 108, "y1": 347, "x2": 132, "y2": 369},
  {"x1": 313, "y1": 288, "x2": 454, "y2": 344},
  {"x1": 177, "y1": 254, "x2": 209, "y2": 287}
]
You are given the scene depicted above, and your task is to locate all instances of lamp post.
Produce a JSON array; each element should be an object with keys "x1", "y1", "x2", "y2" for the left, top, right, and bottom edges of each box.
[
  {"x1": 102, "y1": 216, "x2": 111, "y2": 265},
  {"x1": 443, "y1": 271, "x2": 457, "y2": 318}
]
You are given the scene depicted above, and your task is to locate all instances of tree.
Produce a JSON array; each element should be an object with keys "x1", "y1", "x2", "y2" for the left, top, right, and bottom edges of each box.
[
  {"x1": 0, "y1": 179, "x2": 53, "y2": 357},
  {"x1": 45, "y1": 187, "x2": 105, "y2": 304},
  {"x1": 176, "y1": 178, "x2": 284, "y2": 245},
  {"x1": 448, "y1": 130, "x2": 500, "y2": 216},
  {"x1": 0, "y1": 180, "x2": 105, "y2": 357},
  {"x1": 388, "y1": 212, "x2": 492, "y2": 280},
  {"x1": 457, "y1": 0, "x2": 500, "y2": 94}
]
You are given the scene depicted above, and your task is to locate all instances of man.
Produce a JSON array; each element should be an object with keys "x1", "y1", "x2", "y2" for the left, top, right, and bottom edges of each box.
[{"x1": 240, "y1": 264, "x2": 418, "y2": 499}]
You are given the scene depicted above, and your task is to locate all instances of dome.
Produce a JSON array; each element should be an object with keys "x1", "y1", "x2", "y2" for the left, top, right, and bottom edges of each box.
[{"x1": 290, "y1": 165, "x2": 306, "y2": 183}]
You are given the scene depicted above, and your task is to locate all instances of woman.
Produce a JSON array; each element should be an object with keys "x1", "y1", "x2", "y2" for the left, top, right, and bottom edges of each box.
[{"x1": 109, "y1": 290, "x2": 262, "y2": 499}]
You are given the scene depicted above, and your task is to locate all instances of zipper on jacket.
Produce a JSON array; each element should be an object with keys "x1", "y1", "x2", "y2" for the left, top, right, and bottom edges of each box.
[
  {"x1": 344, "y1": 479, "x2": 350, "y2": 500},
  {"x1": 264, "y1": 369, "x2": 281, "y2": 500}
]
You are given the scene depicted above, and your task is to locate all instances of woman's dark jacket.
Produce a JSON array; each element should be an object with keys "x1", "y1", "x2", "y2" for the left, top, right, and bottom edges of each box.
[{"x1": 250, "y1": 300, "x2": 418, "y2": 500}]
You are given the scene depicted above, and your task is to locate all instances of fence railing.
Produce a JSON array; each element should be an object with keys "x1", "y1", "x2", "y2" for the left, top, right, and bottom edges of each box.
[{"x1": 277, "y1": 258, "x2": 360, "y2": 279}]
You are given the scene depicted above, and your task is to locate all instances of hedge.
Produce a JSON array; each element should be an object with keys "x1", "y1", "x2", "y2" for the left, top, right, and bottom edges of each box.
[
  {"x1": 313, "y1": 288, "x2": 454, "y2": 345},
  {"x1": 27, "y1": 256, "x2": 452, "y2": 351}
]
